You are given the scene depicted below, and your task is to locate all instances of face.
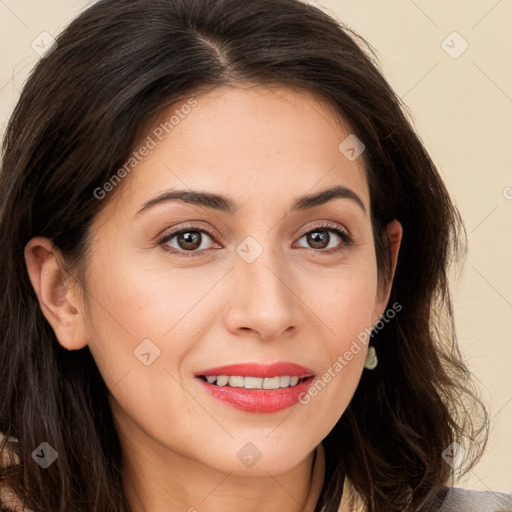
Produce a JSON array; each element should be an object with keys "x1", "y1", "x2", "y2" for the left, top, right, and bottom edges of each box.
[{"x1": 26, "y1": 84, "x2": 401, "y2": 478}]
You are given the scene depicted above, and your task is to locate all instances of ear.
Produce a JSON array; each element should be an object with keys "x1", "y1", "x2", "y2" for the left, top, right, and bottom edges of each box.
[
  {"x1": 372, "y1": 219, "x2": 402, "y2": 324},
  {"x1": 24, "y1": 236, "x2": 88, "y2": 350}
]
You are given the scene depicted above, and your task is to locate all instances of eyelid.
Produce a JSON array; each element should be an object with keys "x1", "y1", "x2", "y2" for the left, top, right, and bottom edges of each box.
[{"x1": 296, "y1": 220, "x2": 351, "y2": 240}]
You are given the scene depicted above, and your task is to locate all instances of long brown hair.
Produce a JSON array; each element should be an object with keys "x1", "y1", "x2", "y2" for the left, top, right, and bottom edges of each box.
[{"x1": 0, "y1": 0, "x2": 488, "y2": 511}]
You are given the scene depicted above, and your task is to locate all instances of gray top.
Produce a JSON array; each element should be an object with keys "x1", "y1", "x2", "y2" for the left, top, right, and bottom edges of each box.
[{"x1": 440, "y1": 487, "x2": 512, "y2": 511}]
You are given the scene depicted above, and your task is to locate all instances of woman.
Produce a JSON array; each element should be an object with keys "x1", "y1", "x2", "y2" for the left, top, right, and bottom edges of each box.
[{"x1": 0, "y1": 0, "x2": 510, "y2": 511}]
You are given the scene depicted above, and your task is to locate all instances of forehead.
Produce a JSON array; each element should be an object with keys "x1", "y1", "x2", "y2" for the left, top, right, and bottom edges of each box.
[{"x1": 103, "y1": 84, "x2": 369, "y2": 218}]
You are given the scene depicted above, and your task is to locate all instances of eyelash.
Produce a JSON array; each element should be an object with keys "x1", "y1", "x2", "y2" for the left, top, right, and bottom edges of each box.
[{"x1": 157, "y1": 222, "x2": 354, "y2": 258}]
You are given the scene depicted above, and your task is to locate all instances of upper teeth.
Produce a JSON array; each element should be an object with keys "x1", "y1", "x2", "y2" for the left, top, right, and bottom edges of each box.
[{"x1": 204, "y1": 375, "x2": 302, "y2": 389}]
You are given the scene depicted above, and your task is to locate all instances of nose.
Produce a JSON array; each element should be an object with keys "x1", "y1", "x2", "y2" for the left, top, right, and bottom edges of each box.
[{"x1": 223, "y1": 245, "x2": 303, "y2": 341}]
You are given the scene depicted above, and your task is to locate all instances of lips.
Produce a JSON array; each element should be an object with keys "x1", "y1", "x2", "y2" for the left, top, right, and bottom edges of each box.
[
  {"x1": 194, "y1": 362, "x2": 315, "y2": 379},
  {"x1": 194, "y1": 362, "x2": 316, "y2": 413}
]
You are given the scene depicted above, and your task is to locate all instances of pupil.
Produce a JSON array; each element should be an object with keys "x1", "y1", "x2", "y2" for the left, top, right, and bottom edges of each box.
[
  {"x1": 179, "y1": 231, "x2": 201, "y2": 250},
  {"x1": 308, "y1": 230, "x2": 328, "y2": 249}
]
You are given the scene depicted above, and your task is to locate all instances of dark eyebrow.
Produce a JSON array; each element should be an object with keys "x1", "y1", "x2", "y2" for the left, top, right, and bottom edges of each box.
[
  {"x1": 135, "y1": 184, "x2": 366, "y2": 217},
  {"x1": 290, "y1": 185, "x2": 366, "y2": 216}
]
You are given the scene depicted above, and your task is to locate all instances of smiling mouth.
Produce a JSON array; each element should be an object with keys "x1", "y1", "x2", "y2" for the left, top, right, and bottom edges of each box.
[
  {"x1": 195, "y1": 371, "x2": 316, "y2": 413},
  {"x1": 197, "y1": 375, "x2": 312, "y2": 389}
]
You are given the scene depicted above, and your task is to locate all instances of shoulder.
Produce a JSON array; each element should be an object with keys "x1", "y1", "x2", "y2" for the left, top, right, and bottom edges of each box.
[
  {"x1": 439, "y1": 486, "x2": 512, "y2": 511},
  {"x1": 0, "y1": 432, "x2": 20, "y2": 467},
  {"x1": 0, "y1": 432, "x2": 25, "y2": 512}
]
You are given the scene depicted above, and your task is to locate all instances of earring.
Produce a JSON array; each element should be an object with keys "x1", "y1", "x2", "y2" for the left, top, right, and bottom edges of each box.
[{"x1": 364, "y1": 345, "x2": 378, "y2": 370}]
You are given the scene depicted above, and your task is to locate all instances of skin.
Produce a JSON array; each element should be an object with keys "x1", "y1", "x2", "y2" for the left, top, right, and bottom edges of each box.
[{"x1": 25, "y1": 83, "x2": 402, "y2": 512}]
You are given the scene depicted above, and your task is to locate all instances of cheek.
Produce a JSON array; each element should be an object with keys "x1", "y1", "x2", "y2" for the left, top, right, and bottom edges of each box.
[
  {"x1": 82, "y1": 254, "x2": 200, "y2": 435},
  {"x1": 324, "y1": 280, "x2": 375, "y2": 378},
  {"x1": 83, "y1": 249, "x2": 217, "y2": 382},
  {"x1": 309, "y1": 258, "x2": 378, "y2": 345},
  {"x1": 295, "y1": 262, "x2": 377, "y2": 424}
]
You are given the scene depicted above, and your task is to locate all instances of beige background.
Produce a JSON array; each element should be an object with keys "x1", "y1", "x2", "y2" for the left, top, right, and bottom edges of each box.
[{"x1": 1, "y1": 0, "x2": 510, "y2": 493}]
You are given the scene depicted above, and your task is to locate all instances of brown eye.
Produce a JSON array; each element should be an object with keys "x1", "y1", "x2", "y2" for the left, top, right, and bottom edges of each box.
[
  {"x1": 306, "y1": 230, "x2": 330, "y2": 249},
  {"x1": 176, "y1": 231, "x2": 202, "y2": 251},
  {"x1": 295, "y1": 223, "x2": 353, "y2": 254},
  {"x1": 159, "y1": 227, "x2": 217, "y2": 256}
]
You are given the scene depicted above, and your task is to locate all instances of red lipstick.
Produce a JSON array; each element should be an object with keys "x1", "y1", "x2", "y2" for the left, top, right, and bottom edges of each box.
[
  {"x1": 195, "y1": 362, "x2": 314, "y2": 378},
  {"x1": 194, "y1": 362, "x2": 315, "y2": 413}
]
